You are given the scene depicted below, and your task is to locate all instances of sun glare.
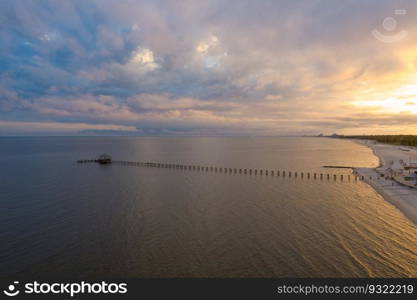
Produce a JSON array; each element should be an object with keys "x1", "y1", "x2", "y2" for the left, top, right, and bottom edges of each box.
[{"x1": 354, "y1": 84, "x2": 417, "y2": 114}]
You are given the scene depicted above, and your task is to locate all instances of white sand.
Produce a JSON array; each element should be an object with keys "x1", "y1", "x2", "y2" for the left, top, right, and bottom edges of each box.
[{"x1": 352, "y1": 140, "x2": 417, "y2": 224}]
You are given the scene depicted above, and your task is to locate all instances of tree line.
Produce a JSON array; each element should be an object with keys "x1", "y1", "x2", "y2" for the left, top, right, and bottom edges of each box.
[{"x1": 344, "y1": 135, "x2": 417, "y2": 147}]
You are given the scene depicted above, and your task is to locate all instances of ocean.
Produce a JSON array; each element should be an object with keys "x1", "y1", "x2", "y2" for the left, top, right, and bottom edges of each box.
[{"x1": 1, "y1": 136, "x2": 417, "y2": 278}]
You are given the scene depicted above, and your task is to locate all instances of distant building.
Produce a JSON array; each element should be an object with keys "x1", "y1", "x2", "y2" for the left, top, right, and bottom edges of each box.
[
  {"x1": 404, "y1": 171, "x2": 417, "y2": 184},
  {"x1": 97, "y1": 154, "x2": 112, "y2": 164},
  {"x1": 405, "y1": 162, "x2": 417, "y2": 170}
]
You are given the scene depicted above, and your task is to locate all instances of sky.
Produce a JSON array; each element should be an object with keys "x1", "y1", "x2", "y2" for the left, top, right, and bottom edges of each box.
[{"x1": 1, "y1": 0, "x2": 417, "y2": 136}]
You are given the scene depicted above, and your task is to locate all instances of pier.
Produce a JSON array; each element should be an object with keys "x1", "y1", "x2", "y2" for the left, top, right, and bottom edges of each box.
[{"x1": 76, "y1": 158, "x2": 369, "y2": 183}]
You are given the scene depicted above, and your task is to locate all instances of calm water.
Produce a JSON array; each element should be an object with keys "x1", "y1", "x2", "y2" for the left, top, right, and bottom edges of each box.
[{"x1": 1, "y1": 136, "x2": 417, "y2": 278}]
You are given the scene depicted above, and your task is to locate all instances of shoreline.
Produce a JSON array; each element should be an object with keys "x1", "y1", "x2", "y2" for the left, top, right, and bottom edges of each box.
[{"x1": 350, "y1": 139, "x2": 417, "y2": 225}]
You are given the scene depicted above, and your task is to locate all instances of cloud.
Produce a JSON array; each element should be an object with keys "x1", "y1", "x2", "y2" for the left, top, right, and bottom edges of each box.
[
  {"x1": 1, "y1": 0, "x2": 417, "y2": 135},
  {"x1": 0, "y1": 120, "x2": 138, "y2": 135},
  {"x1": 127, "y1": 47, "x2": 159, "y2": 72}
]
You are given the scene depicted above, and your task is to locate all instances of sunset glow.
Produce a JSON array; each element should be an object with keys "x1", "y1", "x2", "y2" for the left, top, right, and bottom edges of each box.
[
  {"x1": 1, "y1": 0, "x2": 417, "y2": 135},
  {"x1": 354, "y1": 84, "x2": 417, "y2": 114}
]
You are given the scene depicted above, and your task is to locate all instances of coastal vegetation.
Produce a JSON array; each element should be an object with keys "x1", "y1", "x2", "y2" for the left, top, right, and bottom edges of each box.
[{"x1": 343, "y1": 135, "x2": 417, "y2": 147}]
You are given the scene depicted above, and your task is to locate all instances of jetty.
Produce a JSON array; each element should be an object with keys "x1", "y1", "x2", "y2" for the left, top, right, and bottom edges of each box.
[{"x1": 322, "y1": 165, "x2": 355, "y2": 169}]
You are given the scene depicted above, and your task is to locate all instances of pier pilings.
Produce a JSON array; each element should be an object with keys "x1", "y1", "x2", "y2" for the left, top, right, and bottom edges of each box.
[{"x1": 77, "y1": 159, "x2": 364, "y2": 183}]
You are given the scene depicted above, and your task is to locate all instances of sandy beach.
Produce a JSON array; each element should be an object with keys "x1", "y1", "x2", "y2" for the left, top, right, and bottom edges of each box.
[{"x1": 353, "y1": 140, "x2": 417, "y2": 225}]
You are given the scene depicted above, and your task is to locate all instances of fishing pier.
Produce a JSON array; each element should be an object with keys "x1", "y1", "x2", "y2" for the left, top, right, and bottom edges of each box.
[{"x1": 77, "y1": 155, "x2": 372, "y2": 182}]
